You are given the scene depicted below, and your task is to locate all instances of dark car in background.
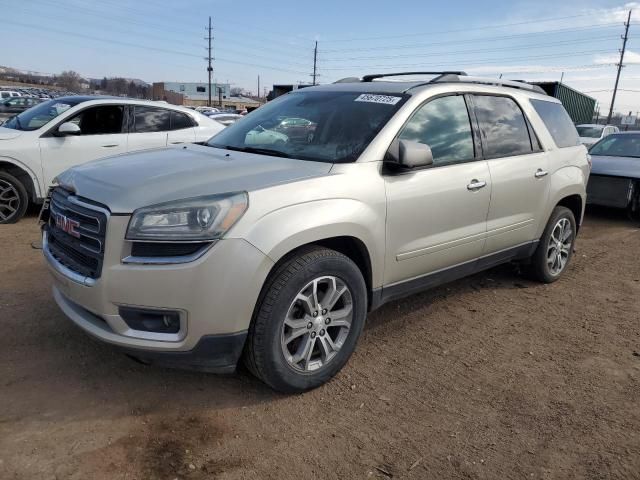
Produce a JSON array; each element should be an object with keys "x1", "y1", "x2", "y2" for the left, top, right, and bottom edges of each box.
[
  {"x1": 274, "y1": 117, "x2": 317, "y2": 143},
  {"x1": 587, "y1": 132, "x2": 640, "y2": 218},
  {"x1": 0, "y1": 96, "x2": 42, "y2": 121}
]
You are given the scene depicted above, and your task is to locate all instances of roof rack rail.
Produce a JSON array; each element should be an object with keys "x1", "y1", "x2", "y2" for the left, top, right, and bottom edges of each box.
[
  {"x1": 429, "y1": 75, "x2": 547, "y2": 94},
  {"x1": 361, "y1": 71, "x2": 467, "y2": 82}
]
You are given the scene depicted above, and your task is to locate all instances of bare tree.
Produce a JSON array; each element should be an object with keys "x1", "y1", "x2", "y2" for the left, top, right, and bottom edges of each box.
[{"x1": 57, "y1": 70, "x2": 83, "y2": 92}]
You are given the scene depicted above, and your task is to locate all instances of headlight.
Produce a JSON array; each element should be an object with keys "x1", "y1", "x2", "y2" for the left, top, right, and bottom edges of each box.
[{"x1": 126, "y1": 192, "x2": 248, "y2": 241}]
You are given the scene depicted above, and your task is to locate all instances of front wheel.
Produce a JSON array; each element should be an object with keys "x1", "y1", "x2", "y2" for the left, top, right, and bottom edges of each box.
[
  {"x1": 0, "y1": 171, "x2": 28, "y2": 224},
  {"x1": 244, "y1": 246, "x2": 367, "y2": 393},
  {"x1": 527, "y1": 206, "x2": 577, "y2": 283}
]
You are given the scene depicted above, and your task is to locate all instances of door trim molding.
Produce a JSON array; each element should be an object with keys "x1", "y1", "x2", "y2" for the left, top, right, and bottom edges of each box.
[{"x1": 371, "y1": 240, "x2": 538, "y2": 310}]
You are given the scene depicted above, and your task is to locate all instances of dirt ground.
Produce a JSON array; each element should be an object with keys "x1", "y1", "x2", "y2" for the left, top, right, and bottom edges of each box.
[{"x1": 1, "y1": 207, "x2": 639, "y2": 480}]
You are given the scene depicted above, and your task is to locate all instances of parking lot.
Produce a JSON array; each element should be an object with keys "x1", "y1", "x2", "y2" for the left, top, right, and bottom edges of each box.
[{"x1": 0, "y1": 207, "x2": 638, "y2": 480}]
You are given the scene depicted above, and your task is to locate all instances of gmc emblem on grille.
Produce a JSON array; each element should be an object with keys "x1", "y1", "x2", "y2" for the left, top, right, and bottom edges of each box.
[{"x1": 54, "y1": 213, "x2": 81, "y2": 238}]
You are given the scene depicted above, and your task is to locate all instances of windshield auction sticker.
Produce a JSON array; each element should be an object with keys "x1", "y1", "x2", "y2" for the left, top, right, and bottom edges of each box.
[{"x1": 354, "y1": 94, "x2": 402, "y2": 105}]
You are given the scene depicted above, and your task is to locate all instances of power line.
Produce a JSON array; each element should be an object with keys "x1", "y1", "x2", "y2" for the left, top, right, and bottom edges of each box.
[
  {"x1": 320, "y1": 23, "x2": 629, "y2": 54},
  {"x1": 320, "y1": 35, "x2": 621, "y2": 63},
  {"x1": 322, "y1": 13, "x2": 610, "y2": 43},
  {"x1": 10, "y1": 2, "x2": 314, "y2": 65},
  {"x1": 320, "y1": 49, "x2": 615, "y2": 71},
  {"x1": 6, "y1": 21, "x2": 311, "y2": 76},
  {"x1": 25, "y1": 0, "x2": 315, "y2": 58}
]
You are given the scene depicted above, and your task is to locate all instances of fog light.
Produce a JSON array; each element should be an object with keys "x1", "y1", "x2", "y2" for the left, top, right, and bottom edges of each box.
[{"x1": 119, "y1": 307, "x2": 181, "y2": 334}]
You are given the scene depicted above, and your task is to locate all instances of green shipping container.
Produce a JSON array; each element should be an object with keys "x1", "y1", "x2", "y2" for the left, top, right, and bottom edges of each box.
[{"x1": 532, "y1": 82, "x2": 596, "y2": 124}]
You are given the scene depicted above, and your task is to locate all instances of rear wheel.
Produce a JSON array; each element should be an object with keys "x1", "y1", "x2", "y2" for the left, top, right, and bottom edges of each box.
[
  {"x1": 527, "y1": 206, "x2": 576, "y2": 283},
  {"x1": 0, "y1": 171, "x2": 28, "y2": 224},
  {"x1": 244, "y1": 246, "x2": 367, "y2": 393}
]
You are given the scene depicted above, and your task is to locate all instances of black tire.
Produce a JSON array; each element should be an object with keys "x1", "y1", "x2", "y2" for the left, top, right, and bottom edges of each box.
[
  {"x1": 527, "y1": 206, "x2": 576, "y2": 283},
  {"x1": 0, "y1": 171, "x2": 28, "y2": 224},
  {"x1": 244, "y1": 246, "x2": 367, "y2": 393}
]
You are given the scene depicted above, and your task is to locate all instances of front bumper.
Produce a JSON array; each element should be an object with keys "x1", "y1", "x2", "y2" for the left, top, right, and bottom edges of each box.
[{"x1": 44, "y1": 215, "x2": 274, "y2": 369}]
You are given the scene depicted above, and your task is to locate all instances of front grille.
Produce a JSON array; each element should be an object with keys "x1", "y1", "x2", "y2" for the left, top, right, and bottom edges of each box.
[{"x1": 46, "y1": 188, "x2": 108, "y2": 279}]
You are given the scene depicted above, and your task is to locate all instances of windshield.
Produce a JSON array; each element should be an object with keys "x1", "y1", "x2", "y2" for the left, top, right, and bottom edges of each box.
[
  {"x1": 590, "y1": 134, "x2": 640, "y2": 158},
  {"x1": 1, "y1": 98, "x2": 85, "y2": 131},
  {"x1": 208, "y1": 90, "x2": 408, "y2": 163},
  {"x1": 576, "y1": 126, "x2": 604, "y2": 138}
]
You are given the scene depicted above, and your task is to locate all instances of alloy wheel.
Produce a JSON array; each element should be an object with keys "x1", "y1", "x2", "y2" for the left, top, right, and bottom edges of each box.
[
  {"x1": 547, "y1": 217, "x2": 573, "y2": 276},
  {"x1": 280, "y1": 276, "x2": 353, "y2": 373},
  {"x1": 0, "y1": 179, "x2": 20, "y2": 222}
]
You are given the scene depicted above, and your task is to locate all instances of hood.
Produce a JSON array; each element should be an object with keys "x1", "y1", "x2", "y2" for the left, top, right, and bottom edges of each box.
[
  {"x1": 0, "y1": 127, "x2": 23, "y2": 140},
  {"x1": 590, "y1": 155, "x2": 640, "y2": 178},
  {"x1": 56, "y1": 144, "x2": 333, "y2": 213}
]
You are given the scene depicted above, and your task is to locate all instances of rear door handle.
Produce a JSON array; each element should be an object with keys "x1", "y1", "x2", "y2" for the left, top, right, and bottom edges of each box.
[
  {"x1": 535, "y1": 169, "x2": 549, "y2": 178},
  {"x1": 101, "y1": 144, "x2": 119, "y2": 148},
  {"x1": 467, "y1": 179, "x2": 487, "y2": 191}
]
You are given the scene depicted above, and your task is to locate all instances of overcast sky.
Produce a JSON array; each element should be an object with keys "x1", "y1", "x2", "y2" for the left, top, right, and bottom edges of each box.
[{"x1": 2, "y1": 0, "x2": 639, "y2": 114}]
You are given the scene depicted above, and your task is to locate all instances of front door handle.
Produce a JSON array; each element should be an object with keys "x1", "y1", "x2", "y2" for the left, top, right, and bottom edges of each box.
[
  {"x1": 535, "y1": 169, "x2": 549, "y2": 178},
  {"x1": 101, "y1": 144, "x2": 119, "y2": 148},
  {"x1": 467, "y1": 179, "x2": 487, "y2": 191}
]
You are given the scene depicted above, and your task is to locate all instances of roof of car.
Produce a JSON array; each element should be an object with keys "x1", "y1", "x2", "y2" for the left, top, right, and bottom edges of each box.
[
  {"x1": 602, "y1": 130, "x2": 640, "y2": 135},
  {"x1": 297, "y1": 76, "x2": 553, "y2": 101}
]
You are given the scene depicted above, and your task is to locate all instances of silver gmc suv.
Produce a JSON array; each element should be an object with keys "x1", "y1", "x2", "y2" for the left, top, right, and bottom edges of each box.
[{"x1": 42, "y1": 72, "x2": 589, "y2": 393}]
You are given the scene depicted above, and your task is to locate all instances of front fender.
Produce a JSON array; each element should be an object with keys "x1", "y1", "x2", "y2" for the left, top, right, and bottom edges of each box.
[
  {"x1": 239, "y1": 198, "x2": 385, "y2": 288},
  {"x1": 0, "y1": 155, "x2": 43, "y2": 200}
]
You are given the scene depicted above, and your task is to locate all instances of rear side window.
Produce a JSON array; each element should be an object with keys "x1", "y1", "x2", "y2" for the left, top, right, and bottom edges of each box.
[
  {"x1": 398, "y1": 95, "x2": 475, "y2": 166},
  {"x1": 171, "y1": 111, "x2": 195, "y2": 130},
  {"x1": 134, "y1": 106, "x2": 171, "y2": 133},
  {"x1": 473, "y1": 95, "x2": 533, "y2": 158},
  {"x1": 530, "y1": 100, "x2": 579, "y2": 148}
]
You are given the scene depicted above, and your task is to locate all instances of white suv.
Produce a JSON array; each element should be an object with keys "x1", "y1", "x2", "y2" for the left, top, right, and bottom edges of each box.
[{"x1": 0, "y1": 96, "x2": 223, "y2": 223}]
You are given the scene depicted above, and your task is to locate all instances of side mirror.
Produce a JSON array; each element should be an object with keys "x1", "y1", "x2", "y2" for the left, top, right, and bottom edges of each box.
[
  {"x1": 56, "y1": 122, "x2": 81, "y2": 136},
  {"x1": 386, "y1": 139, "x2": 434, "y2": 169}
]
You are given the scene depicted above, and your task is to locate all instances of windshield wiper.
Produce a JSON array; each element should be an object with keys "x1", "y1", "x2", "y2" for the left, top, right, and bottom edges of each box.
[{"x1": 220, "y1": 145, "x2": 292, "y2": 158}]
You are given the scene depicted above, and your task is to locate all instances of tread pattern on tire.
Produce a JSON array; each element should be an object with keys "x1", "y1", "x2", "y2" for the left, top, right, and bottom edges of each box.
[{"x1": 244, "y1": 246, "x2": 358, "y2": 391}]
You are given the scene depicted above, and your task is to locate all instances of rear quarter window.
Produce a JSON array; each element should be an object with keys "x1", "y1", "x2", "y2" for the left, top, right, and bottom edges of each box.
[{"x1": 530, "y1": 99, "x2": 580, "y2": 148}]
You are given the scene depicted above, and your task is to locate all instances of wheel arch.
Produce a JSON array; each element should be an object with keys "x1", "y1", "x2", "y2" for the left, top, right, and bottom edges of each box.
[
  {"x1": 556, "y1": 194, "x2": 583, "y2": 230},
  {"x1": 259, "y1": 235, "x2": 375, "y2": 311},
  {"x1": 0, "y1": 158, "x2": 41, "y2": 202}
]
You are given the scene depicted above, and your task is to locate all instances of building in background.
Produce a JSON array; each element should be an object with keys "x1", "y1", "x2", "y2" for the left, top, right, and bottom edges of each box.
[{"x1": 152, "y1": 81, "x2": 262, "y2": 111}]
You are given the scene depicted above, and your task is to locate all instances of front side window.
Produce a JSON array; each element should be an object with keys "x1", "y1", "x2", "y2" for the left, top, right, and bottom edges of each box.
[
  {"x1": 67, "y1": 105, "x2": 124, "y2": 135},
  {"x1": 1, "y1": 98, "x2": 85, "y2": 131},
  {"x1": 531, "y1": 100, "x2": 580, "y2": 148},
  {"x1": 473, "y1": 95, "x2": 533, "y2": 158},
  {"x1": 134, "y1": 106, "x2": 171, "y2": 133},
  {"x1": 208, "y1": 90, "x2": 408, "y2": 163},
  {"x1": 398, "y1": 95, "x2": 474, "y2": 166}
]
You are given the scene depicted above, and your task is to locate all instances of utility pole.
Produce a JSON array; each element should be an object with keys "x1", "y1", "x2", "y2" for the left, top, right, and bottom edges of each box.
[
  {"x1": 312, "y1": 41, "x2": 318, "y2": 86},
  {"x1": 206, "y1": 16, "x2": 213, "y2": 107},
  {"x1": 257, "y1": 75, "x2": 260, "y2": 100},
  {"x1": 607, "y1": 10, "x2": 632, "y2": 124},
  {"x1": 560, "y1": 72, "x2": 564, "y2": 84}
]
